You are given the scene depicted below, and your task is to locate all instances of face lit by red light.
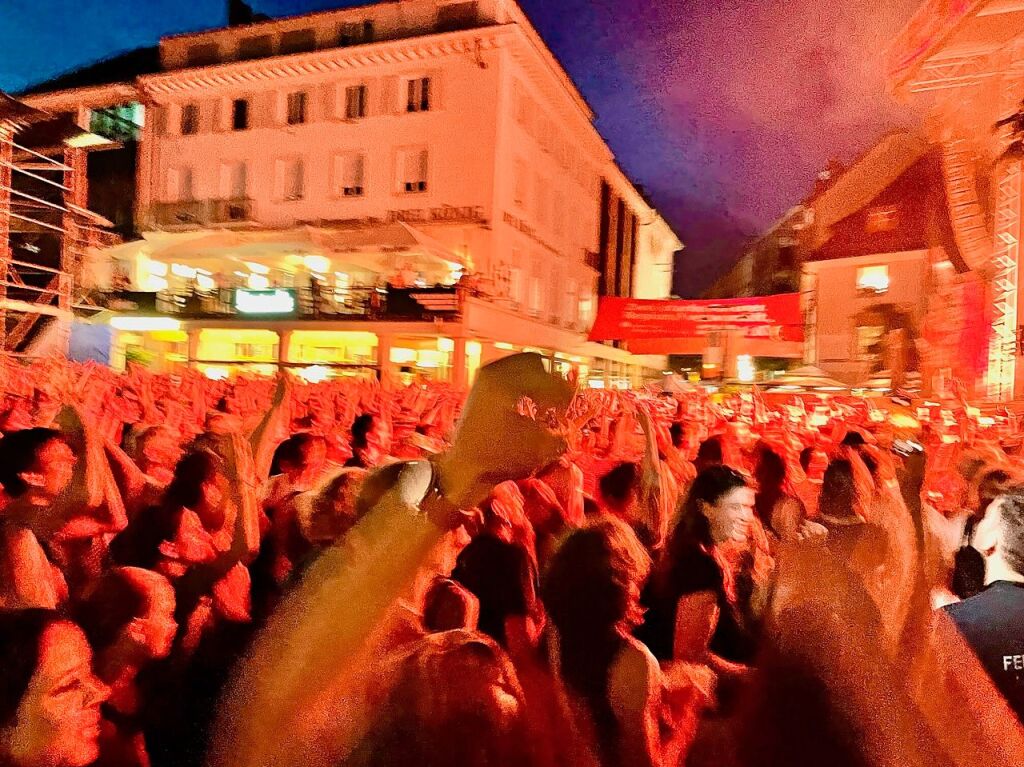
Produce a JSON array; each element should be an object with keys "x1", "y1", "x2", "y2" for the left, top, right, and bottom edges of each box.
[
  {"x1": 22, "y1": 437, "x2": 77, "y2": 501},
  {"x1": 4, "y1": 621, "x2": 109, "y2": 767}
]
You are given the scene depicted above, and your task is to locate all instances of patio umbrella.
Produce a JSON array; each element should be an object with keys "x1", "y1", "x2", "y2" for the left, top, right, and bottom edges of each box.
[{"x1": 765, "y1": 365, "x2": 849, "y2": 392}]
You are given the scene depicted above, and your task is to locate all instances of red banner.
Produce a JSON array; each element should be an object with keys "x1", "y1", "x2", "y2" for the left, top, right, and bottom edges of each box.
[{"x1": 588, "y1": 294, "x2": 804, "y2": 342}]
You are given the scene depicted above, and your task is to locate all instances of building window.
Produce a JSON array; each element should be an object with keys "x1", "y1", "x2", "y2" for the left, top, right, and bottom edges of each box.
[
  {"x1": 509, "y1": 265, "x2": 523, "y2": 305},
  {"x1": 406, "y1": 77, "x2": 431, "y2": 113},
  {"x1": 564, "y1": 279, "x2": 578, "y2": 323},
  {"x1": 866, "y1": 206, "x2": 899, "y2": 233},
  {"x1": 398, "y1": 149, "x2": 428, "y2": 193},
  {"x1": 345, "y1": 85, "x2": 368, "y2": 119},
  {"x1": 186, "y1": 43, "x2": 219, "y2": 67},
  {"x1": 280, "y1": 28, "x2": 316, "y2": 55},
  {"x1": 221, "y1": 161, "x2": 248, "y2": 199},
  {"x1": 180, "y1": 104, "x2": 200, "y2": 135},
  {"x1": 339, "y1": 20, "x2": 374, "y2": 46},
  {"x1": 286, "y1": 92, "x2": 307, "y2": 125},
  {"x1": 231, "y1": 99, "x2": 249, "y2": 130},
  {"x1": 333, "y1": 153, "x2": 366, "y2": 197},
  {"x1": 437, "y1": 2, "x2": 479, "y2": 32},
  {"x1": 529, "y1": 271, "x2": 543, "y2": 318},
  {"x1": 856, "y1": 265, "x2": 889, "y2": 294},
  {"x1": 238, "y1": 35, "x2": 274, "y2": 60},
  {"x1": 276, "y1": 158, "x2": 305, "y2": 201}
]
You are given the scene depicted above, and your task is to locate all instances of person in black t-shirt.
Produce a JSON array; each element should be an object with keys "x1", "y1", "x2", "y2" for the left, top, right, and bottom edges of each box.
[{"x1": 944, "y1": 487, "x2": 1024, "y2": 721}]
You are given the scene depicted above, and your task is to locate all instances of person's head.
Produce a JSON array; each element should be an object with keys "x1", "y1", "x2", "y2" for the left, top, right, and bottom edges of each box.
[
  {"x1": 542, "y1": 517, "x2": 651, "y2": 643},
  {"x1": 695, "y1": 435, "x2": 724, "y2": 473},
  {"x1": 840, "y1": 430, "x2": 867, "y2": 448},
  {"x1": 360, "y1": 631, "x2": 528, "y2": 767},
  {"x1": 674, "y1": 465, "x2": 755, "y2": 548},
  {"x1": 0, "y1": 611, "x2": 109, "y2": 767},
  {"x1": 754, "y1": 443, "x2": 787, "y2": 496},
  {"x1": 133, "y1": 426, "x2": 182, "y2": 475},
  {"x1": 975, "y1": 468, "x2": 1016, "y2": 519},
  {"x1": 974, "y1": 488, "x2": 1024, "y2": 579},
  {"x1": 819, "y1": 458, "x2": 859, "y2": 523},
  {"x1": 669, "y1": 422, "x2": 685, "y2": 449},
  {"x1": 452, "y1": 535, "x2": 538, "y2": 647},
  {"x1": 598, "y1": 462, "x2": 640, "y2": 513},
  {"x1": 164, "y1": 449, "x2": 228, "y2": 514},
  {"x1": 307, "y1": 468, "x2": 368, "y2": 543},
  {"x1": 75, "y1": 567, "x2": 177, "y2": 670},
  {"x1": 0, "y1": 428, "x2": 76, "y2": 502},
  {"x1": 351, "y1": 414, "x2": 376, "y2": 450},
  {"x1": 270, "y1": 433, "x2": 327, "y2": 481},
  {"x1": 422, "y1": 578, "x2": 479, "y2": 633}
]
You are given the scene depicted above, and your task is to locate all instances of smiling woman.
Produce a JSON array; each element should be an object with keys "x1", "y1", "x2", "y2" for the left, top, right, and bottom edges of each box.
[{"x1": 0, "y1": 610, "x2": 110, "y2": 767}]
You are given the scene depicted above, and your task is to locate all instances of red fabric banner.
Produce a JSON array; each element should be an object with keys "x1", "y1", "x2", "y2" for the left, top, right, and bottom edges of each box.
[{"x1": 588, "y1": 294, "x2": 804, "y2": 342}]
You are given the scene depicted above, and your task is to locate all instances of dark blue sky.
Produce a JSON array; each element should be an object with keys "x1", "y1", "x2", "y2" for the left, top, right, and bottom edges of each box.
[{"x1": 0, "y1": 0, "x2": 923, "y2": 294}]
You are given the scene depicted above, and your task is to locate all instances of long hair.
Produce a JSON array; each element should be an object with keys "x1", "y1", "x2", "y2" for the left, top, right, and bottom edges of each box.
[
  {"x1": 542, "y1": 518, "x2": 650, "y2": 765},
  {"x1": 670, "y1": 465, "x2": 751, "y2": 555},
  {"x1": 0, "y1": 609, "x2": 61, "y2": 727}
]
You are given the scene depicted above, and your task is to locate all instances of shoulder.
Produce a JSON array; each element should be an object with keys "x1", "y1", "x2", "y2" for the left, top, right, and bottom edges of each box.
[
  {"x1": 609, "y1": 636, "x2": 661, "y2": 715},
  {"x1": 671, "y1": 546, "x2": 723, "y2": 595}
]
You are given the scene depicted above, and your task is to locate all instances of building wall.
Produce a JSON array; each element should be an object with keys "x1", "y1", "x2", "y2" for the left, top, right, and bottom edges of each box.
[{"x1": 806, "y1": 250, "x2": 929, "y2": 383}]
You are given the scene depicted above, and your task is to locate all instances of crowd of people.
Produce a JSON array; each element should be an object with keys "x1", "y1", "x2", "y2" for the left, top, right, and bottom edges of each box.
[{"x1": 1, "y1": 354, "x2": 1023, "y2": 767}]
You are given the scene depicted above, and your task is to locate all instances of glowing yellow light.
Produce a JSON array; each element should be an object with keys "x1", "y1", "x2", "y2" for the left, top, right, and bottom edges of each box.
[
  {"x1": 247, "y1": 274, "x2": 270, "y2": 290},
  {"x1": 196, "y1": 274, "x2": 215, "y2": 291},
  {"x1": 245, "y1": 262, "x2": 270, "y2": 275},
  {"x1": 147, "y1": 276, "x2": 169, "y2": 292},
  {"x1": 437, "y1": 337, "x2": 455, "y2": 353},
  {"x1": 303, "y1": 255, "x2": 331, "y2": 273},
  {"x1": 417, "y1": 350, "x2": 444, "y2": 368},
  {"x1": 298, "y1": 365, "x2": 331, "y2": 384},
  {"x1": 856, "y1": 265, "x2": 889, "y2": 293},
  {"x1": 171, "y1": 263, "x2": 197, "y2": 279},
  {"x1": 466, "y1": 341, "x2": 482, "y2": 357},
  {"x1": 390, "y1": 348, "x2": 417, "y2": 364},
  {"x1": 147, "y1": 261, "x2": 168, "y2": 277},
  {"x1": 235, "y1": 289, "x2": 296, "y2": 314},
  {"x1": 110, "y1": 316, "x2": 182, "y2": 331},
  {"x1": 736, "y1": 354, "x2": 755, "y2": 383},
  {"x1": 204, "y1": 367, "x2": 230, "y2": 381},
  {"x1": 495, "y1": 342, "x2": 516, "y2": 351}
]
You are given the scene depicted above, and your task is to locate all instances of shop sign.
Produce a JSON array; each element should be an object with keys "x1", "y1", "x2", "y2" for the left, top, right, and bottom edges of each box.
[
  {"x1": 386, "y1": 206, "x2": 486, "y2": 224},
  {"x1": 235, "y1": 289, "x2": 297, "y2": 315}
]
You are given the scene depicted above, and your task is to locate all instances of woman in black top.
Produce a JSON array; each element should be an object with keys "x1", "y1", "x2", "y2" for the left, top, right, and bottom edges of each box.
[{"x1": 637, "y1": 465, "x2": 759, "y2": 670}]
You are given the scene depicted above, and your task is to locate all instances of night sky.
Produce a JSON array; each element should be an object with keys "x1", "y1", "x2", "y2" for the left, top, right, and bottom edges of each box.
[{"x1": 1, "y1": 0, "x2": 924, "y2": 295}]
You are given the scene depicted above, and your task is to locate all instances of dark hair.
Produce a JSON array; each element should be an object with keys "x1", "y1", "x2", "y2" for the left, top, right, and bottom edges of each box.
[
  {"x1": 669, "y1": 422, "x2": 685, "y2": 448},
  {"x1": 840, "y1": 431, "x2": 867, "y2": 448},
  {"x1": 270, "y1": 433, "x2": 323, "y2": 477},
  {"x1": 820, "y1": 459, "x2": 857, "y2": 522},
  {"x1": 754, "y1": 444, "x2": 787, "y2": 533},
  {"x1": 799, "y1": 446, "x2": 816, "y2": 473},
  {"x1": 452, "y1": 535, "x2": 535, "y2": 647},
  {"x1": 0, "y1": 427, "x2": 65, "y2": 498},
  {"x1": 976, "y1": 468, "x2": 1015, "y2": 518},
  {"x1": 695, "y1": 436, "x2": 724, "y2": 470},
  {"x1": 671, "y1": 465, "x2": 751, "y2": 551},
  {"x1": 351, "y1": 414, "x2": 375, "y2": 449},
  {"x1": 0, "y1": 609, "x2": 61, "y2": 725},
  {"x1": 422, "y1": 578, "x2": 476, "y2": 633},
  {"x1": 75, "y1": 569, "x2": 148, "y2": 653},
  {"x1": 598, "y1": 462, "x2": 639, "y2": 508},
  {"x1": 164, "y1": 449, "x2": 223, "y2": 510},
  {"x1": 542, "y1": 518, "x2": 650, "y2": 765}
]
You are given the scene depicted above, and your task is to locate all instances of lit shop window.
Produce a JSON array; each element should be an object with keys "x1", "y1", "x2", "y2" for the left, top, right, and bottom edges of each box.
[
  {"x1": 736, "y1": 355, "x2": 756, "y2": 383},
  {"x1": 856, "y1": 265, "x2": 889, "y2": 294}
]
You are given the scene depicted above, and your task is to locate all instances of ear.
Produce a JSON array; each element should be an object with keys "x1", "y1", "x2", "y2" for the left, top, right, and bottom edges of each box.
[{"x1": 18, "y1": 470, "x2": 45, "y2": 489}]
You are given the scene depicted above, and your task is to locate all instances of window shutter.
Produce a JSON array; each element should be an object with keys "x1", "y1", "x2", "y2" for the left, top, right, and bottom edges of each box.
[
  {"x1": 274, "y1": 159, "x2": 286, "y2": 200},
  {"x1": 166, "y1": 167, "x2": 180, "y2": 200},
  {"x1": 382, "y1": 76, "x2": 398, "y2": 115},
  {"x1": 219, "y1": 163, "x2": 232, "y2": 198}
]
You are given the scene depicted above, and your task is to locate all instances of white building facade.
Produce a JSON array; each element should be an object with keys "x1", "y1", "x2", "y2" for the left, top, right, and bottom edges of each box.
[{"x1": 25, "y1": 0, "x2": 680, "y2": 386}]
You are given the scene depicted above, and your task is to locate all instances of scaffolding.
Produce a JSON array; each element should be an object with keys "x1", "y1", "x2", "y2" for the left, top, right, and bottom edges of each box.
[{"x1": 0, "y1": 92, "x2": 113, "y2": 357}]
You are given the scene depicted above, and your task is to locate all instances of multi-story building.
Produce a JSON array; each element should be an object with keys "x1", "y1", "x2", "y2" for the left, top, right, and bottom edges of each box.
[
  {"x1": 887, "y1": 0, "x2": 1024, "y2": 400},
  {"x1": 22, "y1": 0, "x2": 681, "y2": 387}
]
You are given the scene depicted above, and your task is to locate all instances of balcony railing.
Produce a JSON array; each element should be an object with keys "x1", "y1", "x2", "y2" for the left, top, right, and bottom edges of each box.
[
  {"x1": 146, "y1": 198, "x2": 255, "y2": 229},
  {"x1": 100, "y1": 285, "x2": 463, "y2": 322}
]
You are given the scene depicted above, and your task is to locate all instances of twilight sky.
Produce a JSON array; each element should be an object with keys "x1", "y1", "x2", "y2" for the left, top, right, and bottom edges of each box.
[{"x1": 0, "y1": 0, "x2": 925, "y2": 294}]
